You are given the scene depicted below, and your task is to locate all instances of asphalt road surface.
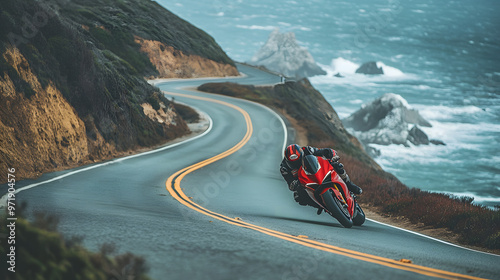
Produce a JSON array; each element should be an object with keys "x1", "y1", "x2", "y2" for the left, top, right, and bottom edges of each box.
[{"x1": 4, "y1": 64, "x2": 499, "y2": 280}]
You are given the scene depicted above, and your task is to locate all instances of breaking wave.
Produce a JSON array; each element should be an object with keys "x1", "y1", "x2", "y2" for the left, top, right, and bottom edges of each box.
[{"x1": 311, "y1": 57, "x2": 415, "y2": 86}]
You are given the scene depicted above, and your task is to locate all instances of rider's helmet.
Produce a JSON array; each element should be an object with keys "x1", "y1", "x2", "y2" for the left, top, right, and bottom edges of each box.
[
  {"x1": 302, "y1": 155, "x2": 320, "y2": 175},
  {"x1": 284, "y1": 144, "x2": 303, "y2": 169}
]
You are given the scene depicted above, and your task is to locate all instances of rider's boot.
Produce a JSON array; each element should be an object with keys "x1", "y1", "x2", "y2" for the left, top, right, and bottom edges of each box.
[
  {"x1": 293, "y1": 191, "x2": 309, "y2": 206},
  {"x1": 346, "y1": 180, "x2": 363, "y2": 195},
  {"x1": 339, "y1": 172, "x2": 363, "y2": 195}
]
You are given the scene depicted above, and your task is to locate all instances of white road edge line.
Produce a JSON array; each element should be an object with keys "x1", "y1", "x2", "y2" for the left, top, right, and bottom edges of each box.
[
  {"x1": 245, "y1": 101, "x2": 288, "y2": 155},
  {"x1": 0, "y1": 69, "x2": 261, "y2": 207},
  {"x1": 366, "y1": 218, "x2": 499, "y2": 257},
  {"x1": 0, "y1": 106, "x2": 213, "y2": 209}
]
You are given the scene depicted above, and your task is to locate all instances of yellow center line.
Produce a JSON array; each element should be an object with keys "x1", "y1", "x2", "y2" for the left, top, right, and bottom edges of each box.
[{"x1": 165, "y1": 92, "x2": 487, "y2": 280}]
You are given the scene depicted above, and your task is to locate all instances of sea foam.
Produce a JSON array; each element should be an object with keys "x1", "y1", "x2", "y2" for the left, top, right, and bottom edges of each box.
[
  {"x1": 312, "y1": 57, "x2": 410, "y2": 85},
  {"x1": 415, "y1": 105, "x2": 487, "y2": 121},
  {"x1": 236, "y1": 24, "x2": 276, "y2": 30},
  {"x1": 330, "y1": 57, "x2": 359, "y2": 74},
  {"x1": 376, "y1": 62, "x2": 405, "y2": 77}
]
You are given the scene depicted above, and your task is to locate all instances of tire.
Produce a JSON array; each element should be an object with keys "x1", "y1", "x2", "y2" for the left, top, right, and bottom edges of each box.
[
  {"x1": 352, "y1": 202, "x2": 366, "y2": 226},
  {"x1": 321, "y1": 189, "x2": 353, "y2": 228}
]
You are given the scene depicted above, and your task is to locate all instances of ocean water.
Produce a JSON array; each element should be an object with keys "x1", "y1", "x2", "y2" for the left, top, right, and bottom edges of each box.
[{"x1": 160, "y1": 0, "x2": 500, "y2": 207}]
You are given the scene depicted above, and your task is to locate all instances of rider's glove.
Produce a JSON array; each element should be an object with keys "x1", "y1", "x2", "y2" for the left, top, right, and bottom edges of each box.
[
  {"x1": 325, "y1": 149, "x2": 340, "y2": 162},
  {"x1": 280, "y1": 165, "x2": 289, "y2": 175},
  {"x1": 289, "y1": 180, "x2": 301, "y2": 191},
  {"x1": 331, "y1": 161, "x2": 345, "y2": 174},
  {"x1": 332, "y1": 154, "x2": 340, "y2": 162}
]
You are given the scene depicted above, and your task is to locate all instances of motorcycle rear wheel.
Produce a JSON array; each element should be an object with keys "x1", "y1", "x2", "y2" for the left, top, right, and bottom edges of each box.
[{"x1": 321, "y1": 189, "x2": 353, "y2": 228}]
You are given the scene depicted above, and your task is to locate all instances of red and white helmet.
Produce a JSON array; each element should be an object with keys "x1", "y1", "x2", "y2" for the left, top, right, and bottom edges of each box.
[{"x1": 284, "y1": 144, "x2": 303, "y2": 169}]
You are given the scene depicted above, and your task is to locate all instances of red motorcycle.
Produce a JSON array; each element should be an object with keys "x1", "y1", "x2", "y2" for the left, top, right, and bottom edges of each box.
[{"x1": 298, "y1": 155, "x2": 365, "y2": 228}]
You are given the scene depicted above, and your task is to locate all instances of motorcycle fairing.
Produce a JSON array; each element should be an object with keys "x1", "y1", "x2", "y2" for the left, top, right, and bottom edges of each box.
[{"x1": 298, "y1": 156, "x2": 355, "y2": 217}]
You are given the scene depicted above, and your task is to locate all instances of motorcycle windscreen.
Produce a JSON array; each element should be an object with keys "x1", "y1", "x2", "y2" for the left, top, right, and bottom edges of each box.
[{"x1": 302, "y1": 155, "x2": 320, "y2": 175}]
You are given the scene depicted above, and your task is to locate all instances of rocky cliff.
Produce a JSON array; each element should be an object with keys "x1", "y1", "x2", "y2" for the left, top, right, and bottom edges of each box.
[
  {"x1": 135, "y1": 36, "x2": 239, "y2": 78},
  {"x1": 249, "y1": 29, "x2": 326, "y2": 78},
  {"x1": 0, "y1": 0, "x2": 237, "y2": 183},
  {"x1": 1, "y1": 47, "x2": 92, "y2": 179}
]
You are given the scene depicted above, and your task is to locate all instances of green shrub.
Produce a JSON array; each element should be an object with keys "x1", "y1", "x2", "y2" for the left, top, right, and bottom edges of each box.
[
  {"x1": 174, "y1": 102, "x2": 199, "y2": 123},
  {"x1": 0, "y1": 207, "x2": 151, "y2": 280}
]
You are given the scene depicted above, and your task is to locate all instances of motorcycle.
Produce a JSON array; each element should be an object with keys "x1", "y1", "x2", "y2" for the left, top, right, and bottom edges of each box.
[{"x1": 298, "y1": 155, "x2": 365, "y2": 228}]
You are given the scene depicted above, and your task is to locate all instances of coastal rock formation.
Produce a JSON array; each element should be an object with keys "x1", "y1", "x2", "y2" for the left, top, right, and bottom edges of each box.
[
  {"x1": 343, "y1": 93, "x2": 443, "y2": 149},
  {"x1": 355, "y1": 61, "x2": 384, "y2": 75},
  {"x1": 407, "y1": 125, "x2": 429, "y2": 145},
  {"x1": 354, "y1": 61, "x2": 405, "y2": 77},
  {"x1": 249, "y1": 29, "x2": 326, "y2": 78}
]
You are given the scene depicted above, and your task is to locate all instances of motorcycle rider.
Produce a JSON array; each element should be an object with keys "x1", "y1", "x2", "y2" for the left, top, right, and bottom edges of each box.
[{"x1": 279, "y1": 144, "x2": 362, "y2": 213}]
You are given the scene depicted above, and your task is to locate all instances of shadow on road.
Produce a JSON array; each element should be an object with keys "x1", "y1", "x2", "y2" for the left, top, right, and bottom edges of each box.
[{"x1": 251, "y1": 214, "x2": 344, "y2": 228}]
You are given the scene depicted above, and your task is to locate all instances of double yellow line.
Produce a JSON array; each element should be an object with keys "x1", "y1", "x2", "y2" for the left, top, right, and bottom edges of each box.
[{"x1": 165, "y1": 92, "x2": 487, "y2": 280}]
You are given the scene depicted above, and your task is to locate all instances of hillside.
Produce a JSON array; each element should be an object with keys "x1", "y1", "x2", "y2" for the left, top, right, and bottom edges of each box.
[
  {"x1": 198, "y1": 80, "x2": 500, "y2": 251},
  {"x1": 0, "y1": 0, "x2": 237, "y2": 183}
]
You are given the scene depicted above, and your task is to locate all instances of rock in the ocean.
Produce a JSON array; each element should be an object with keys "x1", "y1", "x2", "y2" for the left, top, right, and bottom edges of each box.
[
  {"x1": 249, "y1": 29, "x2": 326, "y2": 78},
  {"x1": 355, "y1": 61, "x2": 384, "y2": 75},
  {"x1": 343, "y1": 93, "x2": 443, "y2": 148},
  {"x1": 430, "y1": 139, "x2": 446, "y2": 146},
  {"x1": 407, "y1": 125, "x2": 429, "y2": 145}
]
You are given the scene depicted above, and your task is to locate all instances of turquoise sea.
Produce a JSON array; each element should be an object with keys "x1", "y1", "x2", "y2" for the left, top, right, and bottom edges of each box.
[{"x1": 160, "y1": 0, "x2": 500, "y2": 207}]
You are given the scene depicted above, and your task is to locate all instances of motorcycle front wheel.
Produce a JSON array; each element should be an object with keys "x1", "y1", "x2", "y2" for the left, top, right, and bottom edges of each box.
[
  {"x1": 352, "y1": 202, "x2": 365, "y2": 226},
  {"x1": 321, "y1": 189, "x2": 353, "y2": 228}
]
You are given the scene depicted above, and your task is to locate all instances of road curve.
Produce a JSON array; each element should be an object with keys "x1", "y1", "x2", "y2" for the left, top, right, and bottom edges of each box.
[{"x1": 6, "y1": 64, "x2": 500, "y2": 280}]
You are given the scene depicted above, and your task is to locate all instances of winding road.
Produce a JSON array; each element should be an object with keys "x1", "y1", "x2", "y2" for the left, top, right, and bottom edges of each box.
[{"x1": 5, "y1": 64, "x2": 499, "y2": 279}]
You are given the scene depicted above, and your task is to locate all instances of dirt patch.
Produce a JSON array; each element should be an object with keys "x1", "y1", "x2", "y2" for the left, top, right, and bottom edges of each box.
[
  {"x1": 135, "y1": 36, "x2": 239, "y2": 79},
  {"x1": 141, "y1": 102, "x2": 177, "y2": 125}
]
